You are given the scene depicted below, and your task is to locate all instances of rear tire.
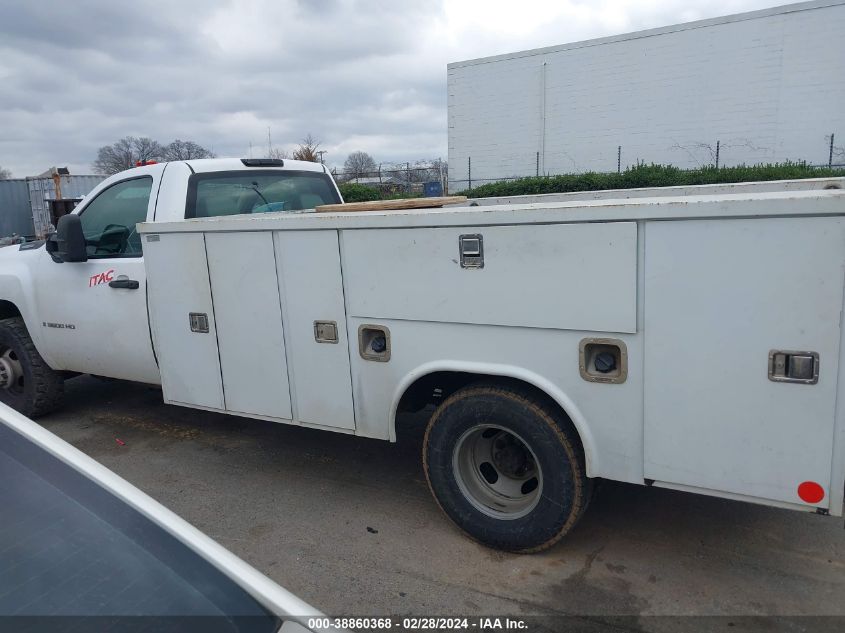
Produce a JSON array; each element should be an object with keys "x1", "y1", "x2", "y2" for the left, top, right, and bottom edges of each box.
[
  {"x1": 423, "y1": 383, "x2": 589, "y2": 553},
  {"x1": 0, "y1": 317, "x2": 64, "y2": 417}
]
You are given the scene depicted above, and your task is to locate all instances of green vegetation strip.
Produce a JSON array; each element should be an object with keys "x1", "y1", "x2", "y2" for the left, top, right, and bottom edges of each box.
[
  {"x1": 456, "y1": 163, "x2": 845, "y2": 198},
  {"x1": 339, "y1": 183, "x2": 422, "y2": 202}
]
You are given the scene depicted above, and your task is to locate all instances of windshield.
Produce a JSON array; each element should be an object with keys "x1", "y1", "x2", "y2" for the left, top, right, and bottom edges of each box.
[
  {"x1": 0, "y1": 421, "x2": 280, "y2": 629},
  {"x1": 185, "y1": 170, "x2": 340, "y2": 219}
]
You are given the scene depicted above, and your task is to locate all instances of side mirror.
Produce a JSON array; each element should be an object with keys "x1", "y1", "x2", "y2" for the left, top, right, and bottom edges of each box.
[{"x1": 54, "y1": 214, "x2": 88, "y2": 262}]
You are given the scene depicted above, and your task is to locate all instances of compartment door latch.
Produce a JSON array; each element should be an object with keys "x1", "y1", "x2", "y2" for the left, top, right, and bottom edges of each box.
[
  {"x1": 768, "y1": 350, "x2": 819, "y2": 384},
  {"x1": 459, "y1": 234, "x2": 484, "y2": 269},
  {"x1": 314, "y1": 320, "x2": 338, "y2": 344},
  {"x1": 189, "y1": 312, "x2": 209, "y2": 334}
]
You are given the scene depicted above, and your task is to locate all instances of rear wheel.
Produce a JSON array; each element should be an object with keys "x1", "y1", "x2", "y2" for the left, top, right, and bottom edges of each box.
[
  {"x1": 0, "y1": 317, "x2": 64, "y2": 417},
  {"x1": 423, "y1": 383, "x2": 589, "y2": 552}
]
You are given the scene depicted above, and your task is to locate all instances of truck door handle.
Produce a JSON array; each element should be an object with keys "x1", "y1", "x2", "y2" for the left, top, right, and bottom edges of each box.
[
  {"x1": 768, "y1": 350, "x2": 819, "y2": 384},
  {"x1": 109, "y1": 278, "x2": 140, "y2": 290}
]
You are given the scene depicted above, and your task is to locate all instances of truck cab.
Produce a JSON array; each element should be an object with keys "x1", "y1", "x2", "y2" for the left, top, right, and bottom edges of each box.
[{"x1": 0, "y1": 158, "x2": 342, "y2": 415}]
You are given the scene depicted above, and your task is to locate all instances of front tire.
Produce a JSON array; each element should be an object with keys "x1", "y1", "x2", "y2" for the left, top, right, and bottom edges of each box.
[
  {"x1": 423, "y1": 383, "x2": 588, "y2": 552},
  {"x1": 0, "y1": 317, "x2": 64, "y2": 417}
]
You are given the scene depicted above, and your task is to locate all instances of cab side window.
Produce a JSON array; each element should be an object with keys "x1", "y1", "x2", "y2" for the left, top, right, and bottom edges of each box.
[{"x1": 78, "y1": 177, "x2": 153, "y2": 258}]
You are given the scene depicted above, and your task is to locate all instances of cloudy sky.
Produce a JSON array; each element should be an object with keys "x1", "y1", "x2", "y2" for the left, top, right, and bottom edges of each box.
[{"x1": 0, "y1": 0, "x2": 786, "y2": 176}]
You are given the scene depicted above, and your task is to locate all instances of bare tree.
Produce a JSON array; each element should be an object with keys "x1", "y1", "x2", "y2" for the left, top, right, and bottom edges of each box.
[
  {"x1": 427, "y1": 157, "x2": 448, "y2": 184},
  {"x1": 92, "y1": 136, "x2": 164, "y2": 175},
  {"x1": 130, "y1": 137, "x2": 162, "y2": 164},
  {"x1": 383, "y1": 159, "x2": 446, "y2": 185},
  {"x1": 163, "y1": 139, "x2": 215, "y2": 161},
  {"x1": 268, "y1": 147, "x2": 290, "y2": 160},
  {"x1": 292, "y1": 134, "x2": 321, "y2": 162},
  {"x1": 0, "y1": 165, "x2": 11, "y2": 179},
  {"x1": 343, "y1": 151, "x2": 377, "y2": 177}
]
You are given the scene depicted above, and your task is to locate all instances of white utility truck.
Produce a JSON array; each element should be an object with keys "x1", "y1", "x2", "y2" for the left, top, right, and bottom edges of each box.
[{"x1": 1, "y1": 157, "x2": 843, "y2": 552}]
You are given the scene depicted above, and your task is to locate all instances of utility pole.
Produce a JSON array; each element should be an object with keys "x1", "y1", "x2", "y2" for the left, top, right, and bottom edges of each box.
[
  {"x1": 316, "y1": 150, "x2": 327, "y2": 164},
  {"x1": 267, "y1": 127, "x2": 272, "y2": 156}
]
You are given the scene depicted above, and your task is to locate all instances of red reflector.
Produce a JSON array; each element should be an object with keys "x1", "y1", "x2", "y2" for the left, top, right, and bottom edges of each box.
[
  {"x1": 135, "y1": 160, "x2": 158, "y2": 166},
  {"x1": 797, "y1": 481, "x2": 824, "y2": 504}
]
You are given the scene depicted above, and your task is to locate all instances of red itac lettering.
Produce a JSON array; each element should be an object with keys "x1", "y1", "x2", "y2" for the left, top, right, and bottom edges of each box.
[{"x1": 89, "y1": 269, "x2": 116, "y2": 287}]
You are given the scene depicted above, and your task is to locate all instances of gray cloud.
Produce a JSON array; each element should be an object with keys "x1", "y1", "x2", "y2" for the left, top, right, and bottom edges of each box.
[{"x1": 0, "y1": 0, "x2": 783, "y2": 176}]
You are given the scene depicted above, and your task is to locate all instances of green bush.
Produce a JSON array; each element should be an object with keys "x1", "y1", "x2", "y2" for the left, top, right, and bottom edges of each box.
[
  {"x1": 458, "y1": 162, "x2": 845, "y2": 198},
  {"x1": 338, "y1": 183, "x2": 424, "y2": 202},
  {"x1": 338, "y1": 183, "x2": 383, "y2": 202}
]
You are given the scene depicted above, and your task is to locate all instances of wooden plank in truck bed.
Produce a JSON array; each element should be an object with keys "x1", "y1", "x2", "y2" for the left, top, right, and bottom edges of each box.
[{"x1": 315, "y1": 196, "x2": 467, "y2": 213}]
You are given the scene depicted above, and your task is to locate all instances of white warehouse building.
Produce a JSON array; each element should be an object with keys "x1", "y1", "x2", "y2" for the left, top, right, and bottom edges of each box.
[{"x1": 447, "y1": 0, "x2": 845, "y2": 190}]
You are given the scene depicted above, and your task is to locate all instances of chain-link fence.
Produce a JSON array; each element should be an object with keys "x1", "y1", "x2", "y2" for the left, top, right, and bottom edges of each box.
[
  {"x1": 450, "y1": 134, "x2": 845, "y2": 192},
  {"x1": 330, "y1": 162, "x2": 448, "y2": 195}
]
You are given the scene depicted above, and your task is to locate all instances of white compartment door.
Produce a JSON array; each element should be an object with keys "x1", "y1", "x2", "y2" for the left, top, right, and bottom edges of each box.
[
  {"x1": 341, "y1": 222, "x2": 638, "y2": 333},
  {"x1": 644, "y1": 217, "x2": 845, "y2": 508},
  {"x1": 144, "y1": 233, "x2": 224, "y2": 410},
  {"x1": 274, "y1": 230, "x2": 355, "y2": 430},
  {"x1": 205, "y1": 233, "x2": 292, "y2": 420}
]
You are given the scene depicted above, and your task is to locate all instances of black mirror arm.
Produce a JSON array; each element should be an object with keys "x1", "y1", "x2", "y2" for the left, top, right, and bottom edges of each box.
[{"x1": 45, "y1": 234, "x2": 63, "y2": 263}]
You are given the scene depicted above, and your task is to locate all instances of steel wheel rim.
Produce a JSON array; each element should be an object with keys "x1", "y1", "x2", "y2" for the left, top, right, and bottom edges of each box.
[
  {"x1": 0, "y1": 346, "x2": 24, "y2": 396},
  {"x1": 452, "y1": 424, "x2": 543, "y2": 520}
]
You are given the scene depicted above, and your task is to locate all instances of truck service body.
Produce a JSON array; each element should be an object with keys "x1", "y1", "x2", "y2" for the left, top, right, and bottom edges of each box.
[{"x1": 1, "y1": 158, "x2": 843, "y2": 551}]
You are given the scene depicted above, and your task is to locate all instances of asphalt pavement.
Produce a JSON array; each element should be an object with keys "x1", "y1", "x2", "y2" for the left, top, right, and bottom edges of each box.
[{"x1": 38, "y1": 376, "x2": 845, "y2": 624}]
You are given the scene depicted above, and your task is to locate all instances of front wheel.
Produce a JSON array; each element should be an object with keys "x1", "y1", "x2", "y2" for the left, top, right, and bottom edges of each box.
[
  {"x1": 423, "y1": 384, "x2": 589, "y2": 552},
  {"x1": 0, "y1": 317, "x2": 64, "y2": 417}
]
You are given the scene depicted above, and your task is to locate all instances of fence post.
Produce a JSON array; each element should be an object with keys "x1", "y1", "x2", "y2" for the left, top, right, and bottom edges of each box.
[
  {"x1": 715, "y1": 140, "x2": 720, "y2": 169},
  {"x1": 536, "y1": 151, "x2": 539, "y2": 177},
  {"x1": 617, "y1": 146, "x2": 621, "y2": 174},
  {"x1": 468, "y1": 157, "x2": 472, "y2": 191},
  {"x1": 830, "y1": 133, "x2": 835, "y2": 169},
  {"x1": 406, "y1": 162, "x2": 411, "y2": 194}
]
